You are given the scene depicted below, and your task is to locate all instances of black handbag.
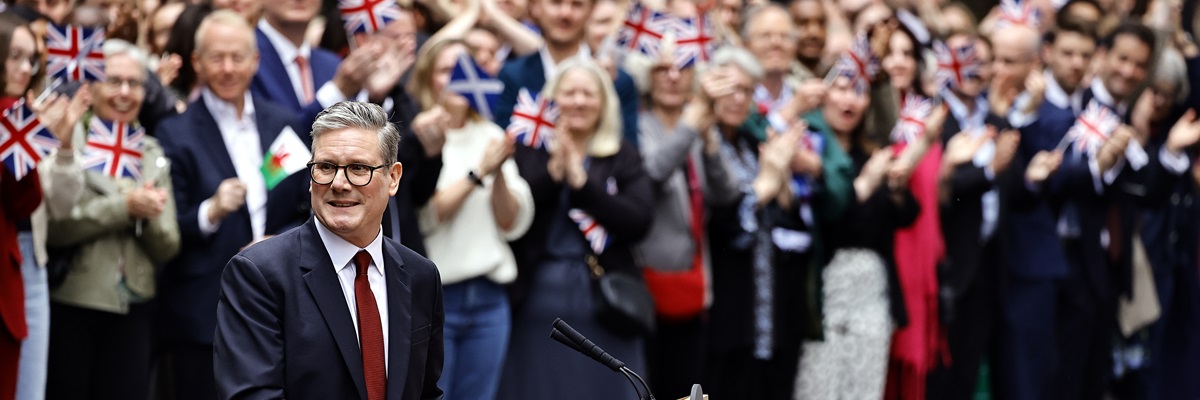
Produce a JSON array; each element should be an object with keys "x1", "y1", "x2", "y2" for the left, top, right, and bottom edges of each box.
[
  {"x1": 45, "y1": 246, "x2": 77, "y2": 289},
  {"x1": 586, "y1": 253, "x2": 656, "y2": 337}
]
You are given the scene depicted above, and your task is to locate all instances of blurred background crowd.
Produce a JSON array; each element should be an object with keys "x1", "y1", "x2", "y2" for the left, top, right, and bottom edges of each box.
[{"x1": 0, "y1": 0, "x2": 1198, "y2": 399}]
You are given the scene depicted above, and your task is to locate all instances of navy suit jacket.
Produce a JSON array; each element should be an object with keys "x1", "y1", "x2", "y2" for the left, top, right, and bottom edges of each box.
[
  {"x1": 251, "y1": 28, "x2": 341, "y2": 126},
  {"x1": 214, "y1": 219, "x2": 444, "y2": 400},
  {"x1": 156, "y1": 95, "x2": 312, "y2": 344},
  {"x1": 1007, "y1": 101, "x2": 1080, "y2": 280},
  {"x1": 493, "y1": 52, "x2": 641, "y2": 147}
]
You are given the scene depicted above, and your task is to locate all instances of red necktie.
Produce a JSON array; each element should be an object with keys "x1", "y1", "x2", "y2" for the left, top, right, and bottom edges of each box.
[
  {"x1": 295, "y1": 55, "x2": 314, "y2": 105},
  {"x1": 353, "y1": 250, "x2": 386, "y2": 400}
]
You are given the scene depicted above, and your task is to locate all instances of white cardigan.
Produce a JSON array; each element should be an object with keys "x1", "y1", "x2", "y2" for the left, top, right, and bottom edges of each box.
[{"x1": 418, "y1": 119, "x2": 535, "y2": 285}]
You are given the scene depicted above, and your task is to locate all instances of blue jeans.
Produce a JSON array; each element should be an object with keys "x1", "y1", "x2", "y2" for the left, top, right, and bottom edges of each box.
[
  {"x1": 439, "y1": 278, "x2": 510, "y2": 400},
  {"x1": 16, "y1": 232, "x2": 48, "y2": 400}
]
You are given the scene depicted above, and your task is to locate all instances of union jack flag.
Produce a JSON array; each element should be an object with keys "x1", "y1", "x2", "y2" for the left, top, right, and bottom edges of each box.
[
  {"x1": 569, "y1": 208, "x2": 610, "y2": 254},
  {"x1": 338, "y1": 0, "x2": 403, "y2": 36},
  {"x1": 82, "y1": 118, "x2": 144, "y2": 180},
  {"x1": 45, "y1": 23, "x2": 105, "y2": 82},
  {"x1": 671, "y1": 13, "x2": 715, "y2": 69},
  {"x1": 891, "y1": 94, "x2": 935, "y2": 144},
  {"x1": 507, "y1": 88, "x2": 557, "y2": 150},
  {"x1": 447, "y1": 52, "x2": 504, "y2": 121},
  {"x1": 1064, "y1": 101, "x2": 1120, "y2": 156},
  {"x1": 934, "y1": 40, "x2": 980, "y2": 90},
  {"x1": 616, "y1": 1, "x2": 672, "y2": 58},
  {"x1": 0, "y1": 101, "x2": 59, "y2": 181},
  {"x1": 996, "y1": 0, "x2": 1041, "y2": 29},
  {"x1": 827, "y1": 33, "x2": 878, "y2": 94}
]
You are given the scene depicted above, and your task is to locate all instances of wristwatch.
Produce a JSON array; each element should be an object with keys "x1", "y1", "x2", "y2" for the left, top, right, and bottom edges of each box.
[{"x1": 467, "y1": 170, "x2": 485, "y2": 187}]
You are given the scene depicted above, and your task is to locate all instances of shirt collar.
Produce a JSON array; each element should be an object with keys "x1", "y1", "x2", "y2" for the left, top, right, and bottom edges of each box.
[
  {"x1": 1089, "y1": 78, "x2": 1126, "y2": 115},
  {"x1": 941, "y1": 88, "x2": 989, "y2": 131},
  {"x1": 201, "y1": 88, "x2": 256, "y2": 123},
  {"x1": 539, "y1": 44, "x2": 591, "y2": 81},
  {"x1": 754, "y1": 83, "x2": 793, "y2": 112},
  {"x1": 314, "y1": 218, "x2": 385, "y2": 275},
  {"x1": 258, "y1": 18, "x2": 310, "y2": 64}
]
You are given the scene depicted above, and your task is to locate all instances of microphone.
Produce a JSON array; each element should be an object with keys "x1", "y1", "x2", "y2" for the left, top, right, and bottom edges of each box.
[
  {"x1": 550, "y1": 319, "x2": 654, "y2": 399},
  {"x1": 551, "y1": 318, "x2": 624, "y2": 371}
]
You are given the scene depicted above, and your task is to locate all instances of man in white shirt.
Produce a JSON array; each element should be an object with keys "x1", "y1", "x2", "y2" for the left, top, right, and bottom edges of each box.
[{"x1": 156, "y1": 11, "x2": 313, "y2": 400}]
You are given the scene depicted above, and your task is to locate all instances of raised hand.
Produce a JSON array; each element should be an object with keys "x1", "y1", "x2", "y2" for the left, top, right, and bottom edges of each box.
[
  {"x1": 991, "y1": 129, "x2": 1021, "y2": 173},
  {"x1": 1025, "y1": 150, "x2": 1063, "y2": 184},
  {"x1": 411, "y1": 105, "x2": 451, "y2": 157},
  {"x1": 942, "y1": 128, "x2": 993, "y2": 169},
  {"x1": 207, "y1": 178, "x2": 247, "y2": 224},
  {"x1": 1098, "y1": 125, "x2": 1134, "y2": 172},
  {"x1": 479, "y1": 136, "x2": 516, "y2": 177},
  {"x1": 157, "y1": 53, "x2": 183, "y2": 87},
  {"x1": 332, "y1": 41, "x2": 386, "y2": 98},
  {"x1": 1166, "y1": 109, "x2": 1200, "y2": 154},
  {"x1": 128, "y1": 182, "x2": 169, "y2": 219},
  {"x1": 1022, "y1": 65, "x2": 1046, "y2": 114},
  {"x1": 28, "y1": 86, "x2": 92, "y2": 148}
]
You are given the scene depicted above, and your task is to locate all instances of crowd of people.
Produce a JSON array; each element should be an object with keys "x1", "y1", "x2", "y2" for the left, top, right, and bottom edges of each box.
[{"x1": 0, "y1": 0, "x2": 1199, "y2": 399}]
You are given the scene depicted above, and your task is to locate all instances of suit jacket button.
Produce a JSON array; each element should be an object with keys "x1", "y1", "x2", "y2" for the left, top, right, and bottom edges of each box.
[{"x1": 1171, "y1": 193, "x2": 1180, "y2": 205}]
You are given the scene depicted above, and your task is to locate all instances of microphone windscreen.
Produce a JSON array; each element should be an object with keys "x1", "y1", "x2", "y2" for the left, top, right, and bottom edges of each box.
[{"x1": 550, "y1": 328, "x2": 584, "y2": 353}]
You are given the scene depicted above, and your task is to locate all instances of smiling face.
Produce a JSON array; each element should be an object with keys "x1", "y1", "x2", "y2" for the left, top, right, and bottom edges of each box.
[
  {"x1": 882, "y1": 31, "x2": 916, "y2": 93},
  {"x1": 90, "y1": 53, "x2": 145, "y2": 123},
  {"x1": 1101, "y1": 34, "x2": 1151, "y2": 103},
  {"x1": 310, "y1": 127, "x2": 402, "y2": 247},
  {"x1": 554, "y1": 68, "x2": 604, "y2": 137},
  {"x1": 789, "y1": 0, "x2": 826, "y2": 66},
  {"x1": 822, "y1": 76, "x2": 869, "y2": 136},
  {"x1": 194, "y1": 22, "x2": 259, "y2": 105},
  {"x1": 531, "y1": 0, "x2": 592, "y2": 48},
  {"x1": 5, "y1": 27, "x2": 37, "y2": 98},
  {"x1": 745, "y1": 8, "x2": 796, "y2": 74},
  {"x1": 1045, "y1": 30, "x2": 1096, "y2": 93}
]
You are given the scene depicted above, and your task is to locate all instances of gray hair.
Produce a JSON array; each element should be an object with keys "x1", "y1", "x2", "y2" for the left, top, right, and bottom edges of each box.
[
  {"x1": 103, "y1": 39, "x2": 149, "y2": 70},
  {"x1": 740, "y1": 4, "x2": 796, "y2": 43},
  {"x1": 194, "y1": 9, "x2": 258, "y2": 55},
  {"x1": 311, "y1": 101, "x2": 401, "y2": 165},
  {"x1": 1156, "y1": 47, "x2": 1189, "y2": 104},
  {"x1": 709, "y1": 46, "x2": 764, "y2": 81}
]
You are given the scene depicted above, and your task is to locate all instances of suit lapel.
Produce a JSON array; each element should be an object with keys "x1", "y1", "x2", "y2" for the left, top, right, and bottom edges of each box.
[
  {"x1": 383, "y1": 241, "x2": 412, "y2": 398},
  {"x1": 254, "y1": 29, "x2": 303, "y2": 111},
  {"x1": 191, "y1": 99, "x2": 239, "y2": 180},
  {"x1": 299, "y1": 220, "x2": 369, "y2": 400}
]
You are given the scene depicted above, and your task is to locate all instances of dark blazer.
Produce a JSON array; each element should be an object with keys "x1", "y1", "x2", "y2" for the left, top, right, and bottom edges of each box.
[
  {"x1": 213, "y1": 218, "x2": 444, "y2": 400},
  {"x1": 507, "y1": 141, "x2": 654, "y2": 309},
  {"x1": 0, "y1": 166, "x2": 40, "y2": 343},
  {"x1": 493, "y1": 53, "x2": 641, "y2": 148},
  {"x1": 156, "y1": 95, "x2": 312, "y2": 345},
  {"x1": 251, "y1": 28, "x2": 341, "y2": 126}
]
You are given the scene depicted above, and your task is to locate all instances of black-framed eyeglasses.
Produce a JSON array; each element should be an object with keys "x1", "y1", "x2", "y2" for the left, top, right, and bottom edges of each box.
[{"x1": 307, "y1": 162, "x2": 387, "y2": 186}]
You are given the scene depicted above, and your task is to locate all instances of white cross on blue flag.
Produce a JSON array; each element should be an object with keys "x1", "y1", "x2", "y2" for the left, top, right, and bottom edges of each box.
[{"x1": 447, "y1": 52, "x2": 504, "y2": 121}]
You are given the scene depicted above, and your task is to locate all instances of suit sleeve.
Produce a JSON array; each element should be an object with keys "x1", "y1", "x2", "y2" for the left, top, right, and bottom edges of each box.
[
  {"x1": 493, "y1": 63, "x2": 520, "y2": 130},
  {"x1": 214, "y1": 254, "x2": 286, "y2": 400},
  {"x1": 158, "y1": 130, "x2": 211, "y2": 243},
  {"x1": 422, "y1": 267, "x2": 446, "y2": 400},
  {"x1": 616, "y1": 72, "x2": 640, "y2": 149}
]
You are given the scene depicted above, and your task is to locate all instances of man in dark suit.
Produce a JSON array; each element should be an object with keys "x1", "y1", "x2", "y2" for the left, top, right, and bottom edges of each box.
[
  {"x1": 492, "y1": 0, "x2": 640, "y2": 147},
  {"x1": 214, "y1": 101, "x2": 444, "y2": 400},
  {"x1": 156, "y1": 11, "x2": 313, "y2": 400},
  {"x1": 251, "y1": 0, "x2": 386, "y2": 125}
]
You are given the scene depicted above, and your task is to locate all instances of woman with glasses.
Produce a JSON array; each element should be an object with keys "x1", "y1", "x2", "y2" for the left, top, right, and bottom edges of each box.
[
  {"x1": 498, "y1": 59, "x2": 654, "y2": 400},
  {"x1": 404, "y1": 37, "x2": 535, "y2": 400},
  {"x1": 44, "y1": 40, "x2": 180, "y2": 400}
]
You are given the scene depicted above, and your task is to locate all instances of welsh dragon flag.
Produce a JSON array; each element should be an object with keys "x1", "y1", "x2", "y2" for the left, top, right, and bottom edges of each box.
[{"x1": 261, "y1": 126, "x2": 311, "y2": 190}]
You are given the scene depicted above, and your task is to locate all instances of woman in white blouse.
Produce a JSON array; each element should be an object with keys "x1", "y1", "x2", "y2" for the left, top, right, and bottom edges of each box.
[{"x1": 407, "y1": 37, "x2": 535, "y2": 400}]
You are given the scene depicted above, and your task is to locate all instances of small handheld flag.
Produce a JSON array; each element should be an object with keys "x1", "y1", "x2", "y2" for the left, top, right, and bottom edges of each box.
[
  {"x1": 671, "y1": 13, "x2": 715, "y2": 69},
  {"x1": 891, "y1": 94, "x2": 935, "y2": 144},
  {"x1": 825, "y1": 33, "x2": 878, "y2": 94},
  {"x1": 507, "y1": 88, "x2": 557, "y2": 150},
  {"x1": 45, "y1": 23, "x2": 106, "y2": 82},
  {"x1": 569, "y1": 208, "x2": 610, "y2": 254},
  {"x1": 616, "y1": 1, "x2": 672, "y2": 59},
  {"x1": 261, "y1": 126, "x2": 313, "y2": 190},
  {"x1": 996, "y1": 0, "x2": 1041, "y2": 29},
  {"x1": 447, "y1": 52, "x2": 504, "y2": 121},
  {"x1": 338, "y1": 0, "x2": 404, "y2": 36},
  {"x1": 82, "y1": 118, "x2": 144, "y2": 180},
  {"x1": 934, "y1": 39, "x2": 980, "y2": 91},
  {"x1": 0, "y1": 100, "x2": 59, "y2": 181},
  {"x1": 1063, "y1": 101, "x2": 1120, "y2": 156}
]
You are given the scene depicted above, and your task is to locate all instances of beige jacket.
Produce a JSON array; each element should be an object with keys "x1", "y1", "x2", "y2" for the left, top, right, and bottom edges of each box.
[
  {"x1": 30, "y1": 149, "x2": 84, "y2": 268},
  {"x1": 48, "y1": 124, "x2": 180, "y2": 314}
]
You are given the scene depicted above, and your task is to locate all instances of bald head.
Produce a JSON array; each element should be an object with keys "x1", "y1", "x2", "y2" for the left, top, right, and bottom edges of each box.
[
  {"x1": 990, "y1": 24, "x2": 1040, "y2": 94},
  {"x1": 991, "y1": 24, "x2": 1040, "y2": 59}
]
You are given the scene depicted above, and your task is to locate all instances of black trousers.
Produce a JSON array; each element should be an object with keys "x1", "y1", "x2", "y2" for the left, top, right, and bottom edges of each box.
[
  {"x1": 163, "y1": 342, "x2": 216, "y2": 400},
  {"x1": 46, "y1": 301, "x2": 152, "y2": 400},
  {"x1": 1056, "y1": 240, "x2": 1115, "y2": 400},
  {"x1": 704, "y1": 345, "x2": 799, "y2": 400},
  {"x1": 646, "y1": 314, "x2": 707, "y2": 399},
  {"x1": 929, "y1": 240, "x2": 1001, "y2": 400}
]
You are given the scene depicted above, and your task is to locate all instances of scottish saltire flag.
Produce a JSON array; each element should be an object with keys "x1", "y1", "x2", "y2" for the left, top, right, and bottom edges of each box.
[
  {"x1": 671, "y1": 13, "x2": 715, "y2": 69},
  {"x1": 507, "y1": 88, "x2": 557, "y2": 150},
  {"x1": 891, "y1": 94, "x2": 935, "y2": 144},
  {"x1": 616, "y1": 1, "x2": 672, "y2": 58},
  {"x1": 82, "y1": 118, "x2": 144, "y2": 180},
  {"x1": 339, "y1": 0, "x2": 403, "y2": 36},
  {"x1": 827, "y1": 33, "x2": 878, "y2": 93},
  {"x1": 45, "y1": 23, "x2": 105, "y2": 82},
  {"x1": 996, "y1": 0, "x2": 1041, "y2": 29},
  {"x1": 447, "y1": 52, "x2": 504, "y2": 121},
  {"x1": 0, "y1": 101, "x2": 59, "y2": 181},
  {"x1": 569, "y1": 208, "x2": 610, "y2": 254},
  {"x1": 1064, "y1": 101, "x2": 1120, "y2": 156},
  {"x1": 934, "y1": 40, "x2": 980, "y2": 90}
]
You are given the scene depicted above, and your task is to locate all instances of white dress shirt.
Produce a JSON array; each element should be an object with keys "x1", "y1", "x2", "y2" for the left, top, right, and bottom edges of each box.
[
  {"x1": 538, "y1": 44, "x2": 591, "y2": 82},
  {"x1": 196, "y1": 89, "x2": 268, "y2": 240},
  {"x1": 315, "y1": 218, "x2": 390, "y2": 372},
  {"x1": 257, "y1": 19, "x2": 357, "y2": 108}
]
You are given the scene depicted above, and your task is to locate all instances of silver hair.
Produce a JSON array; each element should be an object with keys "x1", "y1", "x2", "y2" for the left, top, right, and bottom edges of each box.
[
  {"x1": 102, "y1": 39, "x2": 149, "y2": 70},
  {"x1": 194, "y1": 9, "x2": 258, "y2": 55},
  {"x1": 1156, "y1": 47, "x2": 1189, "y2": 104},
  {"x1": 740, "y1": 4, "x2": 797, "y2": 43},
  {"x1": 310, "y1": 101, "x2": 401, "y2": 165},
  {"x1": 710, "y1": 46, "x2": 765, "y2": 81}
]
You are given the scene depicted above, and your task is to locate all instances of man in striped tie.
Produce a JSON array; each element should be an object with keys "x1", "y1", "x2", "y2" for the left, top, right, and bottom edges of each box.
[{"x1": 214, "y1": 101, "x2": 445, "y2": 400}]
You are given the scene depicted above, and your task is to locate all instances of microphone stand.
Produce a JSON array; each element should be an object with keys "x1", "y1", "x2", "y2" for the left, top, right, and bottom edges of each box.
[{"x1": 550, "y1": 318, "x2": 655, "y2": 400}]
